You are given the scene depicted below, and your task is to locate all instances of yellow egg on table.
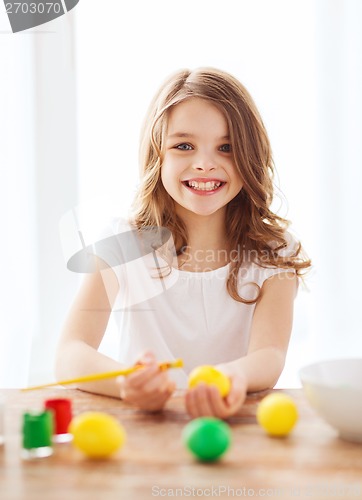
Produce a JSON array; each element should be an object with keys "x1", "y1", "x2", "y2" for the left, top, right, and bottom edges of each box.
[
  {"x1": 69, "y1": 411, "x2": 126, "y2": 458},
  {"x1": 188, "y1": 365, "x2": 231, "y2": 397},
  {"x1": 256, "y1": 393, "x2": 298, "y2": 437}
]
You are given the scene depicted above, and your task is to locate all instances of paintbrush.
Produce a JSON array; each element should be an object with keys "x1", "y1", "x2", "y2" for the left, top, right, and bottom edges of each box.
[{"x1": 21, "y1": 358, "x2": 183, "y2": 391}]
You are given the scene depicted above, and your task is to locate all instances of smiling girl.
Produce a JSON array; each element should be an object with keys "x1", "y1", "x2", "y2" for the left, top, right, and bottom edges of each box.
[{"x1": 56, "y1": 68, "x2": 311, "y2": 418}]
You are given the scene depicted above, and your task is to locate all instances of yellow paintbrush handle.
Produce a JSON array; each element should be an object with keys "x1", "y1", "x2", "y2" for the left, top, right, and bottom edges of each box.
[{"x1": 21, "y1": 359, "x2": 183, "y2": 392}]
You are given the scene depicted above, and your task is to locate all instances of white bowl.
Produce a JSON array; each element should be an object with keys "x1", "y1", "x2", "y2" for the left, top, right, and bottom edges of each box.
[{"x1": 299, "y1": 358, "x2": 362, "y2": 443}]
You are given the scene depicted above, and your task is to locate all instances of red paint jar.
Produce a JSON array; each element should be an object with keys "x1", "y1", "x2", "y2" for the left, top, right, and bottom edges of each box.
[{"x1": 44, "y1": 398, "x2": 73, "y2": 443}]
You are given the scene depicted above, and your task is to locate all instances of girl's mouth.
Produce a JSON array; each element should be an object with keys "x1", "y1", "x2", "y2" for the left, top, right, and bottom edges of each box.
[{"x1": 182, "y1": 180, "x2": 226, "y2": 194}]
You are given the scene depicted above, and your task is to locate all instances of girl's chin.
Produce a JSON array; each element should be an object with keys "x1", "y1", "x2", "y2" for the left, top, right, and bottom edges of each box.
[{"x1": 176, "y1": 203, "x2": 226, "y2": 218}]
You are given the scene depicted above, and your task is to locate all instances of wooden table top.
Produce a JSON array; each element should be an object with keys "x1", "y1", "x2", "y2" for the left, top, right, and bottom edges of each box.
[{"x1": 0, "y1": 388, "x2": 361, "y2": 500}]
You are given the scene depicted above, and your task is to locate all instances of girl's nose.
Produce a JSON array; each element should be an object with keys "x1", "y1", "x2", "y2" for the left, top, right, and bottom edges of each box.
[
  {"x1": 194, "y1": 164, "x2": 216, "y2": 172},
  {"x1": 192, "y1": 155, "x2": 217, "y2": 172}
]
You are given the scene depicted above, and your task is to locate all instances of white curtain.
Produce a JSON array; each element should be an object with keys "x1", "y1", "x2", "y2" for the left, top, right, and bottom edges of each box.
[
  {"x1": 0, "y1": 28, "x2": 37, "y2": 387},
  {"x1": 311, "y1": 0, "x2": 362, "y2": 359},
  {"x1": 0, "y1": 11, "x2": 78, "y2": 387},
  {"x1": 1, "y1": 0, "x2": 361, "y2": 387}
]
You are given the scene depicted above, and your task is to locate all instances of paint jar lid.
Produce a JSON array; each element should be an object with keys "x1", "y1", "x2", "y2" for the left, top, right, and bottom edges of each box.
[
  {"x1": 22, "y1": 411, "x2": 53, "y2": 449},
  {"x1": 44, "y1": 398, "x2": 72, "y2": 435}
]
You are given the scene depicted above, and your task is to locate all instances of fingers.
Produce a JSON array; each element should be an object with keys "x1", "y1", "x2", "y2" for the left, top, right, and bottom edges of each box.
[
  {"x1": 186, "y1": 375, "x2": 247, "y2": 419},
  {"x1": 129, "y1": 363, "x2": 160, "y2": 389},
  {"x1": 225, "y1": 374, "x2": 247, "y2": 407},
  {"x1": 186, "y1": 389, "x2": 222, "y2": 418},
  {"x1": 186, "y1": 384, "x2": 228, "y2": 419},
  {"x1": 137, "y1": 350, "x2": 157, "y2": 365},
  {"x1": 118, "y1": 376, "x2": 174, "y2": 411},
  {"x1": 117, "y1": 351, "x2": 176, "y2": 411}
]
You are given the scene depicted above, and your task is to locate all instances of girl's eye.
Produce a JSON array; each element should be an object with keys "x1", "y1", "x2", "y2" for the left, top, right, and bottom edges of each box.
[
  {"x1": 175, "y1": 143, "x2": 193, "y2": 151},
  {"x1": 220, "y1": 144, "x2": 232, "y2": 153}
]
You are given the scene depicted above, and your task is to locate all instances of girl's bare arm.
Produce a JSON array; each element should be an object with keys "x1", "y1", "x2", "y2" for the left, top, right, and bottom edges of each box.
[
  {"x1": 186, "y1": 271, "x2": 298, "y2": 418},
  {"x1": 56, "y1": 263, "x2": 175, "y2": 407},
  {"x1": 227, "y1": 271, "x2": 298, "y2": 390},
  {"x1": 55, "y1": 265, "x2": 126, "y2": 398}
]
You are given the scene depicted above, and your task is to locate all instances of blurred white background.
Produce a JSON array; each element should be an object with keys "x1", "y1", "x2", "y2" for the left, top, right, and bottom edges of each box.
[{"x1": 1, "y1": 0, "x2": 361, "y2": 387}]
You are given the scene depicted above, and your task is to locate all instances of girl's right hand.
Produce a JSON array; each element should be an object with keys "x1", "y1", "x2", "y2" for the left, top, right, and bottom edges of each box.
[{"x1": 117, "y1": 351, "x2": 176, "y2": 412}]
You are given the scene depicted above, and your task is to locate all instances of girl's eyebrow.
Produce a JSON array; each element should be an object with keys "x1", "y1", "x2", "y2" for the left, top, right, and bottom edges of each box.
[{"x1": 167, "y1": 132, "x2": 230, "y2": 140}]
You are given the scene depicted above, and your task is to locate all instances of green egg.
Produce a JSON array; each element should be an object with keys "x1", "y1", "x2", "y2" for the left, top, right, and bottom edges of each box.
[{"x1": 182, "y1": 417, "x2": 231, "y2": 462}]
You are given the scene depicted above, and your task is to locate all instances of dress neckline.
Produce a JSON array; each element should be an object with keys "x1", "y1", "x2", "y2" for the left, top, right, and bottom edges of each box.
[{"x1": 174, "y1": 262, "x2": 231, "y2": 276}]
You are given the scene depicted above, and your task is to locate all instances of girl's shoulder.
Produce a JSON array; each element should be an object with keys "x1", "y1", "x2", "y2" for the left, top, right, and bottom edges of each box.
[
  {"x1": 243, "y1": 230, "x2": 299, "y2": 282},
  {"x1": 82, "y1": 215, "x2": 137, "y2": 272},
  {"x1": 267, "y1": 230, "x2": 300, "y2": 258}
]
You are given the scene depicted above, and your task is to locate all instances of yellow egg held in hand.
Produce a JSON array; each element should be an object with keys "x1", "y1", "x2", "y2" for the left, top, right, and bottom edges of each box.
[
  {"x1": 69, "y1": 411, "x2": 126, "y2": 458},
  {"x1": 257, "y1": 393, "x2": 298, "y2": 437},
  {"x1": 188, "y1": 365, "x2": 231, "y2": 397}
]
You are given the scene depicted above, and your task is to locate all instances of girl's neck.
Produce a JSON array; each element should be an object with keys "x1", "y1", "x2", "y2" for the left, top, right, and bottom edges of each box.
[{"x1": 176, "y1": 209, "x2": 230, "y2": 271}]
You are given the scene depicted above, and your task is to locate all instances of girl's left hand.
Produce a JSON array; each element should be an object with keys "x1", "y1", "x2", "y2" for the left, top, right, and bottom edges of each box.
[{"x1": 185, "y1": 373, "x2": 247, "y2": 419}]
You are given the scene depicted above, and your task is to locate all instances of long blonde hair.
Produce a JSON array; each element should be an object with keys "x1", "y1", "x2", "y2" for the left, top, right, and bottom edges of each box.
[{"x1": 130, "y1": 67, "x2": 311, "y2": 303}]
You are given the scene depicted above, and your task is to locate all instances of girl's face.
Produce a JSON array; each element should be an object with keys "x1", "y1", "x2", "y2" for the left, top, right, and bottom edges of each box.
[{"x1": 161, "y1": 98, "x2": 243, "y2": 220}]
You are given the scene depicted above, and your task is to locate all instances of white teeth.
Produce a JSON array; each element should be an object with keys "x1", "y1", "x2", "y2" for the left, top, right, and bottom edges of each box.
[{"x1": 186, "y1": 180, "x2": 222, "y2": 191}]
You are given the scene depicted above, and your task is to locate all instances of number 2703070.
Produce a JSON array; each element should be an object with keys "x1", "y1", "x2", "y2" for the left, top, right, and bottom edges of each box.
[{"x1": 5, "y1": 2, "x2": 62, "y2": 14}]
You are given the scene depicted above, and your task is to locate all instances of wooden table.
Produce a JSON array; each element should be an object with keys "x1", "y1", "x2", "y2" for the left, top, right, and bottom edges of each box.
[{"x1": 0, "y1": 388, "x2": 361, "y2": 500}]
